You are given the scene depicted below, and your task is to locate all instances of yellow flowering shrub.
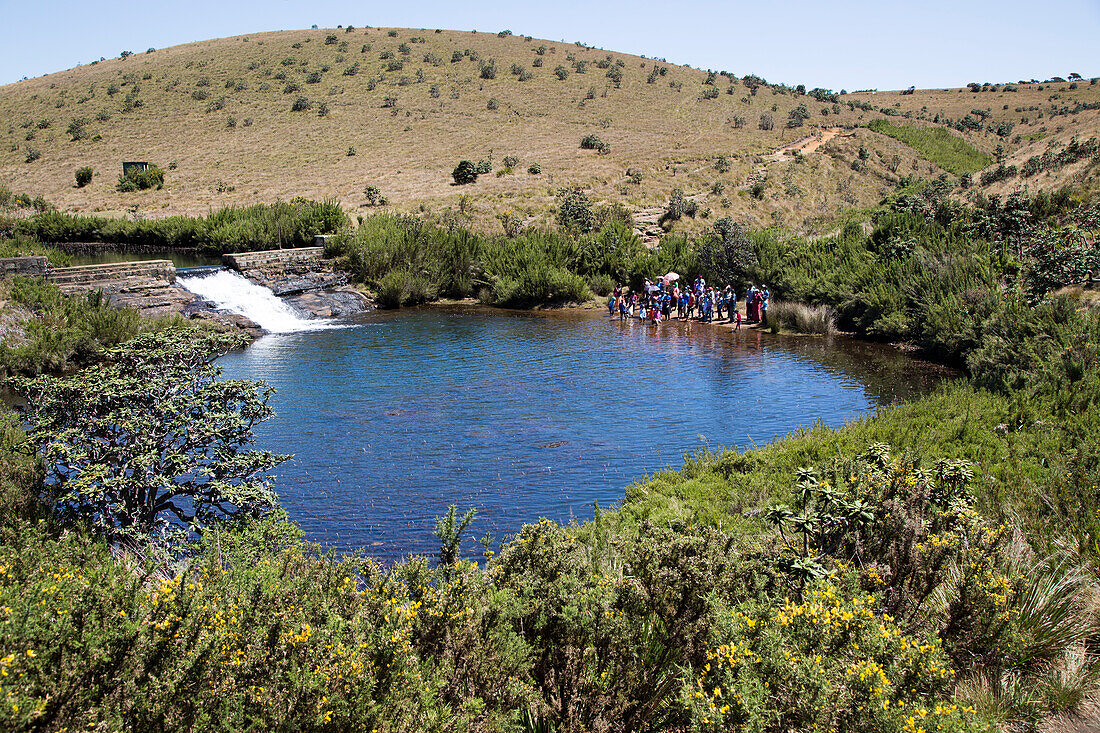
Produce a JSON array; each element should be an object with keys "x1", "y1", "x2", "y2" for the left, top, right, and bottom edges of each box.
[{"x1": 683, "y1": 581, "x2": 990, "y2": 732}]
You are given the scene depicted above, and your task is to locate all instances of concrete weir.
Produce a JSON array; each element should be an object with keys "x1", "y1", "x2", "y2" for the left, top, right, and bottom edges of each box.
[
  {"x1": 218, "y1": 246, "x2": 369, "y2": 318},
  {"x1": 41, "y1": 259, "x2": 192, "y2": 320}
]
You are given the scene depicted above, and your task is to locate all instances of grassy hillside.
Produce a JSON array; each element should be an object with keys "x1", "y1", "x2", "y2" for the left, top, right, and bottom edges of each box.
[{"x1": 1, "y1": 27, "x2": 1098, "y2": 236}]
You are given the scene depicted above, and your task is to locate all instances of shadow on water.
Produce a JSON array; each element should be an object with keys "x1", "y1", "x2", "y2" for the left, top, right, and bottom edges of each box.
[{"x1": 212, "y1": 305, "x2": 955, "y2": 560}]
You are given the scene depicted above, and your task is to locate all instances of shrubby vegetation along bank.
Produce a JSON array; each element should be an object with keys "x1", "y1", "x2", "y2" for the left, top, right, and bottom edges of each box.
[
  {"x1": 1, "y1": 181, "x2": 1099, "y2": 730},
  {"x1": 8, "y1": 197, "x2": 343, "y2": 254}
]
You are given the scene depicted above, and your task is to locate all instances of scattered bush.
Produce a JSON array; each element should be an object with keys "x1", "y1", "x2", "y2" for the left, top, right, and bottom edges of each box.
[
  {"x1": 290, "y1": 96, "x2": 312, "y2": 111},
  {"x1": 363, "y1": 186, "x2": 387, "y2": 206},
  {"x1": 580, "y1": 134, "x2": 603, "y2": 150},
  {"x1": 75, "y1": 167, "x2": 93, "y2": 188},
  {"x1": 66, "y1": 118, "x2": 88, "y2": 142},
  {"x1": 787, "y1": 103, "x2": 810, "y2": 128},
  {"x1": 528, "y1": 163, "x2": 542, "y2": 175},
  {"x1": 452, "y1": 160, "x2": 478, "y2": 185}
]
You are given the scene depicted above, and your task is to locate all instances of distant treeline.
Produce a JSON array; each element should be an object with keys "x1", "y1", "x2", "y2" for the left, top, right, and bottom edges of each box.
[{"x1": 12, "y1": 198, "x2": 344, "y2": 254}]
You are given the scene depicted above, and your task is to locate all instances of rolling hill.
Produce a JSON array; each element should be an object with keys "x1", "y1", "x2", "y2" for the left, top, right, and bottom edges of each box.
[{"x1": 1, "y1": 26, "x2": 1098, "y2": 237}]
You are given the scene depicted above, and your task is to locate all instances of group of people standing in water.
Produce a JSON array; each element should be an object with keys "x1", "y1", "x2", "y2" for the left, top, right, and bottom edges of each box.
[{"x1": 607, "y1": 276, "x2": 770, "y2": 329}]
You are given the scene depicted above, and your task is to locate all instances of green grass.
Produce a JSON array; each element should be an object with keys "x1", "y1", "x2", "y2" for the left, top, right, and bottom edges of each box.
[{"x1": 868, "y1": 119, "x2": 992, "y2": 174}]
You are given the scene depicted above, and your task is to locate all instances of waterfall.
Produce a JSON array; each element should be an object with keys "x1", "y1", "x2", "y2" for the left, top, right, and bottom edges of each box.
[{"x1": 178, "y1": 269, "x2": 333, "y2": 334}]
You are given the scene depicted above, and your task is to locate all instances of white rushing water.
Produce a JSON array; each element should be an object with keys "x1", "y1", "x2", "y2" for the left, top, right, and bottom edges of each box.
[{"x1": 178, "y1": 269, "x2": 334, "y2": 334}]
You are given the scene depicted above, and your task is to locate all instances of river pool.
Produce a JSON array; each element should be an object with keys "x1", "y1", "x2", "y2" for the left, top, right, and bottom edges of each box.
[{"x1": 214, "y1": 306, "x2": 949, "y2": 559}]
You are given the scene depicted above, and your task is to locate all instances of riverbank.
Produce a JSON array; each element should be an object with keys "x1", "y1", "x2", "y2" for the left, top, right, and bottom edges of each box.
[{"x1": 2, "y1": 188, "x2": 1098, "y2": 731}]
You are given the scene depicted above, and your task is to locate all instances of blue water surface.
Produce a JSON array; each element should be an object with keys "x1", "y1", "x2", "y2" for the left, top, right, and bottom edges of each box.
[{"x1": 215, "y1": 306, "x2": 948, "y2": 559}]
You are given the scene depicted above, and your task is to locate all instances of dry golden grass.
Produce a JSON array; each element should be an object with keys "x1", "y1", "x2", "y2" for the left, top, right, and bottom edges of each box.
[{"x1": 2, "y1": 28, "x2": 1098, "y2": 235}]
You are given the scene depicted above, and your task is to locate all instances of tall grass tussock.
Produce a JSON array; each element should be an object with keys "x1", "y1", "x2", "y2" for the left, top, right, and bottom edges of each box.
[{"x1": 765, "y1": 300, "x2": 835, "y2": 334}]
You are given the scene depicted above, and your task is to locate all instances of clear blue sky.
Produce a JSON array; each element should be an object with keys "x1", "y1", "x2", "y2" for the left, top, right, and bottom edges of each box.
[{"x1": 2, "y1": 0, "x2": 1097, "y2": 90}]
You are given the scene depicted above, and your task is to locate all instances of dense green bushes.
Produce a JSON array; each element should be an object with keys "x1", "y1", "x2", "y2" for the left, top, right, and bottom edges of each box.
[
  {"x1": 0, "y1": 234, "x2": 70, "y2": 266},
  {"x1": 1, "y1": 176, "x2": 1098, "y2": 730},
  {"x1": 5, "y1": 425, "x2": 1094, "y2": 730},
  {"x1": 329, "y1": 215, "x2": 696, "y2": 309},
  {"x1": 0, "y1": 277, "x2": 187, "y2": 376},
  {"x1": 746, "y1": 189, "x2": 1099, "y2": 368},
  {"x1": 13, "y1": 198, "x2": 345, "y2": 253}
]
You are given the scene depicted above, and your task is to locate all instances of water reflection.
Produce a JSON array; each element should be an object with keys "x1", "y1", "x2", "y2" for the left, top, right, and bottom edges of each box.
[
  {"x1": 64, "y1": 249, "x2": 222, "y2": 268},
  {"x1": 216, "y1": 306, "x2": 953, "y2": 559}
]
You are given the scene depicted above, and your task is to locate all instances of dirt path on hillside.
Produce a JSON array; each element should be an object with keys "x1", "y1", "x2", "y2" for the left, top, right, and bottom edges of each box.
[
  {"x1": 632, "y1": 206, "x2": 666, "y2": 248},
  {"x1": 631, "y1": 128, "x2": 843, "y2": 247},
  {"x1": 766, "y1": 126, "x2": 843, "y2": 164}
]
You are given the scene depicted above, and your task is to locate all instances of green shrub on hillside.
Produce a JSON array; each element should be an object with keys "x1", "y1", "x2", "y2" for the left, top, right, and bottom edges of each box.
[
  {"x1": 116, "y1": 165, "x2": 164, "y2": 192},
  {"x1": 557, "y1": 186, "x2": 595, "y2": 233},
  {"x1": 0, "y1": 278, "x2": 171, "y2": 375},
  {"x1": 580, "y1": 134, "x2": 603, "y2": 150},
  {"x1": 74, "y1": 166, "x2": 93, "y2": 188},
  {"x1": 452, "y1": 160, "x2": 478, "y2": 185},
  {"x1": 66, "y1": 118, "x2": 88, "y2": 142}
]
